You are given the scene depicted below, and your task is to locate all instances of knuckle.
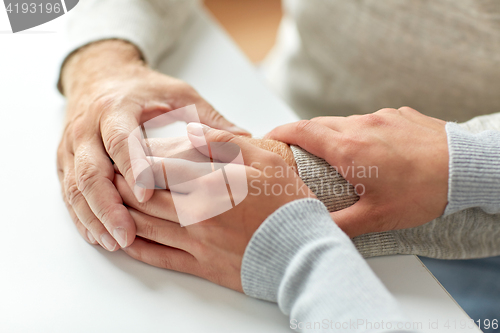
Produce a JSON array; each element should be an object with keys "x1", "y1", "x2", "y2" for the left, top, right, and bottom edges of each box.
[
  {"x1": 66, "y1": 183, "x2": 83, "y2": 206},
  {"x1": 398, "y1": 106, "x2": 415, "y2": 113},
  {"x1": 206, "y1": 107, "x2": 225, "y2": 124},
  {"x1": 75, "y1": 163, "x2": 100, "y2": 194},
  {"x1": 143, "y1": 220, "x2": 159, "y2": 240},
  {"x1": 159, "y1": 255, "x2": 174, "y2": 270},
  {"x1": 210, "y1": 129, "x2": 235, "y2": 143},
  {"x1": 104, "y1": 128, "x2": 129, "y2": 159},
  {"x1": 89, "y1": 95, "x2": 116, "y2": 115},
  {"x1": 71, "y1": 116, "x2": 89, "y2": 142},
  {"x1": 361, "y1": 113, "x2": 386, "y2": 126},
  {"x1": 376, "y1": 108, "x2": 397, "y2": 114},
  {"x1": 94, "y1": 206, "x2": 114, "y2": 227},
  {"x1": 294, "y1": 120, "x2": 314, "y2": 134}
]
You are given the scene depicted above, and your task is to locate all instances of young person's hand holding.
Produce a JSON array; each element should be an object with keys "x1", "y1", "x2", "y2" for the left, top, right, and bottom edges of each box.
[{"x1": 267, "y1": 107, "x2": 449, "y2": 237}]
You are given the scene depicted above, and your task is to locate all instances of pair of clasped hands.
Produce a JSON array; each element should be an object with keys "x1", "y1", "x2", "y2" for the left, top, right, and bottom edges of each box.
[{"x1": 57, "y1": 41, "x2": 449, "y2": 292}]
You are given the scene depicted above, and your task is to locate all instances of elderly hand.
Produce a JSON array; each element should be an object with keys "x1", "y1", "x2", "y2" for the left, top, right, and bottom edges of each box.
[
  {"x1": 266, "y1": 107, "x2": 449, "y2": 237},
  {"x1": 57, "y1": 40, "x2": 249, "y2": 251},
  {"x1": 115, "y1": 124, "x2": 313, "y2": 291}
]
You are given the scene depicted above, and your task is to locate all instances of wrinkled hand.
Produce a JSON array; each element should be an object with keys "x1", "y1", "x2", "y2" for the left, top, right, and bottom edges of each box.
[
  {"x1": 57, "y1": 40, "x2": 248, "y2": 251},
  {"x1": 267, "y1": 107, "x2": 449, "y2": 237},
  {"x1": 115, "y1": 124, "x2": 313, "y2": 291}
]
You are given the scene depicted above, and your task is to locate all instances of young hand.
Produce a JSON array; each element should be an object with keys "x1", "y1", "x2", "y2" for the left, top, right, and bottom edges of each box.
[{"x1": 266, "y1": 107, "x2": 449, "y2": 237}]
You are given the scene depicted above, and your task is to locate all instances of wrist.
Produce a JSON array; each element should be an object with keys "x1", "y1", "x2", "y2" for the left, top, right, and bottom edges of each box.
[
  {"x1": 60, "y1": 40, "x2": 147, "y2": 98},
  {"x1": 290, "y1": 145, "x2": 359, "y2": 212},
  {"x1": 243, "y1": 138, "x2": 297, "y2": 170}
]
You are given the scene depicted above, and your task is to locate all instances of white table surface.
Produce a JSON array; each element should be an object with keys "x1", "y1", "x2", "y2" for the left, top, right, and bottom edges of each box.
[{"x1": 0, "y1": 6, "x2": 480, "y2": 333}]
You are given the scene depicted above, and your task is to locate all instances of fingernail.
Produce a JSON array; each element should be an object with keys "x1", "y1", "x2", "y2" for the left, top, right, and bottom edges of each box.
[
  {"x1": 228, "y1": 126, "x2": 251, "y2": 136},
  {"x1": 87, "y1": 230, "x2": 96, "y2": 244},
  {"x1": 101, "y1": 234, "x2": 117, "y2": 251},
  {"x1": 113, "y1": 227, "x2": 128, "y2": 248},
  {"x1": 186, "y1": 122, "x2": 209, "y2": 137},
  {"x1": 134, "y1": 183, "x2": 146, "y2": 203}
]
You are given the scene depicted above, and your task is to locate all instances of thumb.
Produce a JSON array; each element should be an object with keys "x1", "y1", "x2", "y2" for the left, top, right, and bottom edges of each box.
[
  {"x1": 330, "y1": 202, "x2": 374, "y2": 238},
  {"x1": 196, "y1": 101, "x2": 251, "y2": 137}
]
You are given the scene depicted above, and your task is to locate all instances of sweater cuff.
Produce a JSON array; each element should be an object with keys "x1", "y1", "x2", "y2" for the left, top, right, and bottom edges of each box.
[
  {"x1": 241, "y1": 198, "x2": 336, "y2": 302},
  {"x1": 57, "y1": 0, "x2": 198, "y2": 93},
  {"x1": 290, "y1": 145, "x2": 359, "y2": 212},
  {"x1": 444, "y1": 122, "x2": 500, "y2": 215}
]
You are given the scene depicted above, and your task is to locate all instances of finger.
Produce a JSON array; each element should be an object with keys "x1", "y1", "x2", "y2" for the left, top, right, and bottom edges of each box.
[
  {"x1": 310, "y1": 116, "x2": 353, "y2": 132},
  {"x1": 61, "y1": 139, "x2": 117, "y2": 249},
  {"x1": 73, "y1": 135, "x2": 136, "y2": 249},
  {"x1": 60, "y1": 178, "x2": 97, "y2": 244},
  {"x1": 129, "y1": 127, "x2": 156, "y2": 196},
  {"x1": 187, "y1": 123, "x2": 275, "y2": 168},
  {"x1": 265, "y1": 120, "x2": 342, "y2": 161},
  {"x1": 63, "y1": 150, "x2": 119, "y2": 250},
  {"x1": 115, "y1": 174, "x2": 179, "y2": 223},
  {"x1": 65, "y1": 200, "x2": 98, "y2": 245},
  {"x1": 99, "y1": 106, "x2": 155, "y2": 203},
  {"x1": 194, "y1": 99, "x2": 251, "y2": 136},
  {"x1": 128, "y1": 208, "x2": 190, "y2": 251},
  {"x1": 58, "y1": 161, "x2": 97, "y2": 244},
  {"x1": 122, "y1": 238, "x2": 200, "y2": 276}
]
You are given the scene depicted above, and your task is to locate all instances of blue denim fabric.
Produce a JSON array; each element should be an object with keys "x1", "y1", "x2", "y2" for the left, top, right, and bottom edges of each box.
[{"x1": 420, "y1": 256, "x2": 500, "y2": 333}]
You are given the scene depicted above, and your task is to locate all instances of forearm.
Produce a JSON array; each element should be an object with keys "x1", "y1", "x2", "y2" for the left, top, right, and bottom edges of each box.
[{"x1": 242, "y1": 199, "x2": 416, "y2": 333}]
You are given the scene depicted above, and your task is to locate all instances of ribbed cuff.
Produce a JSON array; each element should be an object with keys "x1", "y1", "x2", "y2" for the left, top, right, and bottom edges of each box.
[
  {"x1": 352, "y1": 232, "x2": 400, "y2": 258},
  {"x1": 290, "y1": 145, "x2": 359, "y2": 212},
  {"x1": 444, "y1": 122, "x2": 500, "y2": 215},
  {"x1": 241, "y1": 198, "x2": 335, "y2": 302}
]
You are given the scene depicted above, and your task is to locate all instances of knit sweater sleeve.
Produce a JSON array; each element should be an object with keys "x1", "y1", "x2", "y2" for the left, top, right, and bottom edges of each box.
[
  {"x1": 57, "y1": 0, "x2": 199, "y2": 89},
  {"x1": 291, "y1": 112, "x2": 500, "y2": 259},
  {"x1": 241, "y1": 199, "x2": 417, "y2": 333}
]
